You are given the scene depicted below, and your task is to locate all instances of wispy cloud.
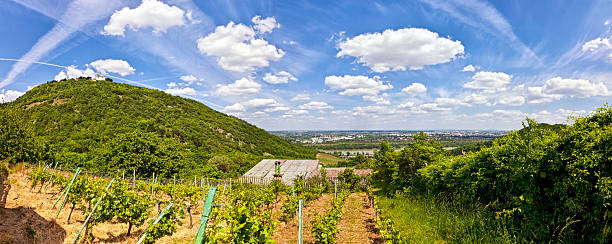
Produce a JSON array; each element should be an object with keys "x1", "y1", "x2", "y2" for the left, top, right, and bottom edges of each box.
[
  {"x1": 418, "y1": 0, "x2": 538, "y2": 64},
  {"x1": 1, "y1": 0, "x2": 124, "y2": 88}
]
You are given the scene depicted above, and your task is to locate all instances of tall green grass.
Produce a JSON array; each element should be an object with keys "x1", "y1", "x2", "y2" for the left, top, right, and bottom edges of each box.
[{"x1": 376, "y1": 194, "x2": 524, "y2": 243}]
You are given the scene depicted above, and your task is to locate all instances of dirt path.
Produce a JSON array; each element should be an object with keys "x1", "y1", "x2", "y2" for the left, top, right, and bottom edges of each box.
[
  {"x1": 272, "y1": 193, "x2": 333, "y2": 244},
  {"x1": 337, "y1": 193, "x2": 383, "y2": 244}
]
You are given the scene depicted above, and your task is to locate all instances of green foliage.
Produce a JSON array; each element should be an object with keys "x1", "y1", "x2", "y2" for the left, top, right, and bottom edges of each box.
[
  {"x1": 0, "y1": 109, "x2": 40, "y2": 162},
  {"x1": 3, "y1": 78, "x2": 316, "y2": 177},
  {"x1": 142, "y1": 203, "x2": 184, "y2": 244},
  {"x1": 373, "y1": 132, "x2": 446, "y2": 195},
  {"x1": 409, "y1": 105, "x2": 612, "y2": 242},
  {"x1": 311, "y1": 189, "x2": 350, "y2": 244},
  {"x1": 112, "y1": 181, "x2": 152, "y2": 236},
  {"x1": 337, "y1": 168, "x2": 363, "y2": 192}
]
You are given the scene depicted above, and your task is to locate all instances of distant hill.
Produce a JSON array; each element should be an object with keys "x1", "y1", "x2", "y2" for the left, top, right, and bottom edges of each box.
[{"x1": 2, "y1": 78, "x2": 316, "y2": 178}]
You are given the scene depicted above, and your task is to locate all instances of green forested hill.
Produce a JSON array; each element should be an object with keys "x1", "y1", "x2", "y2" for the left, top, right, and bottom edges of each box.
[{"x1": 1, "y1": 78, "x2": 316, "y2": 177}]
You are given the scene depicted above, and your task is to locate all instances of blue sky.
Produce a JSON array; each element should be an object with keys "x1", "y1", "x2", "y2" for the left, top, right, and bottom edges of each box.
[{"x1": 1, "y1": 0, "x2": 610, "y2": 130}]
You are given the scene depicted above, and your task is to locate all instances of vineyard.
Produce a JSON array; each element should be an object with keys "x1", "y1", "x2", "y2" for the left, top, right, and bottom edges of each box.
[{"x1": 0, "y1": 164, "x2": 383, "y2": 243}]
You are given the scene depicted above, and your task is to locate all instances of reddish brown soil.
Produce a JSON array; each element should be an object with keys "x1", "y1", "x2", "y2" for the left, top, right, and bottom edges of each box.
[
  {"x1": 337, "y1": 193, "x2": 383, "y2": 244},
  {"x1": 272, "y1": 194, "x2": 334, "y2": 244}
]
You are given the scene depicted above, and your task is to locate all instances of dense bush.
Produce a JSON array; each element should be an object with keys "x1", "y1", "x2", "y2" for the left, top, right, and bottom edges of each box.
[
  {"x1": 0, "y1": 109, "x2": 40, "y2": 162},
  {"x1": 374, "y1": 106, "x2": 612, "y2": 242}
]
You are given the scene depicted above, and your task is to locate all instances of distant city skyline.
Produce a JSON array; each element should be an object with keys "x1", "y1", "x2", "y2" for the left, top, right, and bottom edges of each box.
[{"x1": 1, "y1": 0, "x2": 610, "y2": 130}]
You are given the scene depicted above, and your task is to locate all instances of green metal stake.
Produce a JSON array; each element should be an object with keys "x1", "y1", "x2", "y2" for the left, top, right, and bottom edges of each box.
[
  {"x1": 133, "y1": 169, "x2": 136, "y2": 192},
  {"x1": 260, "y1": 178, "x2": 263, "y2": 194},
  {"x1": 229, "y1": 178, "x2": 232, "y2": 195},
  {"x1": 136, "y1": 203, "x2": 174, "y2": 244},
  {"x1": 43, "y1": 162, "x2": 58, "y2": 193},
  {"x1": 55, "y1": 168, "x2": 81, "y2": 218},
  {"x1": 298, "y1": 199, "x2": 303, "y2": 244},
  {"x1": 151, "y1": 173, "x2": 155, "y2": 199},
  {"x1": 52, "y1": 168, "x2": 80, "y2": 208},
  {"x1": 194, "y1": 187, "x2": 217, "y2": 244},
  {"x1": 292, "y1": 184, "x2": 295, "y2": 197},
  {"x1": 71, "y1": 178, "x2": 114, "y2": 244}
]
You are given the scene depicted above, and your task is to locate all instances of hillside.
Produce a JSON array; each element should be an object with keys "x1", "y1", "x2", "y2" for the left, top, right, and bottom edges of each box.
[{"x1": 1, "y1": 78, "x2": 316, "y2": 177}]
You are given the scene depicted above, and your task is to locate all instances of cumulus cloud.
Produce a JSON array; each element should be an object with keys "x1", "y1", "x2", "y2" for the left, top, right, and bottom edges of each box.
[
  {"x1": 527, "y1": 77, "x2": 608, "y2": 103},
  {"x1": 352, "y1": 105, "x2": 401, "y2": 117},
  {"x1": 285, "y1": 109, "x2": 309, "y2": 115},
  {"x1": 216, "y1": 78, "x2": 262, "y2": 96},
  {"x1": 54, "y1": 65, "x2": 101, "y2": 81},
  {"x1": 397, "y1": 101, "x2": 415, "y2": 108},
  {"x1": 325, "y1": 75, "x2": 393, "y2": 96},
  {"x1": 401, "y1": 83, "x2": 427, "y2": 95},
  {"x1": 291, "y1": 93, "x2": 311, "y2": 101},
  {"x1": 89, "y1": 59, "x2": 135, "y2": 76},
  {"x1": 419, "y1": 103, "x2": 451, "y2": 111},
  {"x1": 337, "y1": 27, "x2": 464, "y2": 72},
  {"x1": 197, "y1": 18, "x2": 284, "y2": 72},
  {"x1": 435, "y1": 97, "x2": 471, "y2": 107},
  {"x1": 464, "y1": 93, "x2": 490, "y2": 105},
  {"x1": 582, "y1": 36, "x2": 612, "y2": 52},
  {"x1": 298, "y1": 101, "x2": 334, "y2": 110},
  {"x1": 102, "y1": 0, "x2": 186, "y2": 36},
  {"x1": 495, "y1": 95, "x2": 525, "y2": 106},
  {"x1": 251, "y1": 15, "x2": 280, "y2": 34},
  {"x1": 225, "y1": 98, "x2": 289, "y2": 113},
  {"x1": 0, "y1": 89, "x2": 25, "y2": 103},
  {"x1": 165, "y1": 87, "x2": 196, "y2": 96},
  {"x1": 464, "y1": 71, "x2": 512, "y2": 91},
  {"x1": 462, "y1": 64, "x2": 476, "y2": 72},
  {"x1": 263, "y1": 71, "x2": 297, "y2": 84},
  {"x1": 363, "y1": 94, "x2": 391, "y2": 105}
]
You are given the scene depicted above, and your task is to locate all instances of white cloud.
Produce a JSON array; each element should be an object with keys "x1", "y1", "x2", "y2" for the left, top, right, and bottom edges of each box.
[
  {"x1": 224, "y1": 103, "x2": 245, "y2": 112},
  {"x1": 180, "y1": 75, "x2": 199, "y2": 82},
  {"x1": 582, "y1": 36, "x2": 612, "y2": 52},
  {"x1": 401, "y1": 83, "x2": 427, "y2": 95},
  {"x1": 285, "y1": 109, "x2": 309, "y2": 115},
  {"x1": 325, "y1": 75, "x2": 393, "y2": 96},
  {"x1": 0, "y1": 89, "x2": 25, "y2": 103},
  {"x1": 215, "y1": 78, "x2": 262, "y2": 96},
  {"x1": 464, "y1": 93, "x2": 490, "y2": 105},
  {"x1": 337, "y1": 27, "x2": 464, "y2": 72},
  {"x1": 363, "y1": 94, "x2": 391, "y2": 105},
  {"x1": 352, "y1": 105, "x2": 401, "y2": 116},
  {"x1": 495, "y1": 95, "x2": 525, "y2": 106},
  {"x1": 89, "y1": 59, "x2": 135, "y2": 76},
  {"x1": 397, "y1": 102, "x2": 415, "y2": 108},
  {"x1": 462, "y1": 64, "x2": 476, "y2": 72},
  {"x1": 102, "y1": 0, "x2": 186, "y2": 36},
  {"x1": 527, "y1": 77, "x2": 608, "y2": 103},
  {"x1": 420, "y1": 103, "x2": 451, "y2": 111},
  {"x1": 54, "y1": 65, "x2": 100, "y2": 81},
  {"x1": 492, "y1": 109, "x2": 524, "y2": 117},
  {"x1": 464, "y1": 71, "x2": 512, "y2": 91},
  {"x1": 251, "y1": 15, "x2": 280, "y2": 34},
  {"x1": 291, "y1": 93, "x2": 311, "y2": 101},
  {"x1": 197, "y1": 19, "x2": 284, "y2": 72},
  {"x1": 225, "y1": 98, "x2": 289, "y2": 113},
  {"x1": 167, "y1": 82, "x2": 177, "y2": 88},
  {"x1": 435, "y1": 97, "x2": 471, "y2": 107},
  {"x1": 165, "y1": 87, "x2": 196, "y2": 96},
  {"x1": 263, "y1": 71, "x2": 297, "y2": 84},
  {"x1": 298, "y1": 101, "x2": 334, "y2": 110}
]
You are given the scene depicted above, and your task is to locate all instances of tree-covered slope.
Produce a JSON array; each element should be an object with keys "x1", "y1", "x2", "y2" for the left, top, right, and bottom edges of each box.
[{"x1": 3, "y1": 78, "x2": 316, "y2": 177}]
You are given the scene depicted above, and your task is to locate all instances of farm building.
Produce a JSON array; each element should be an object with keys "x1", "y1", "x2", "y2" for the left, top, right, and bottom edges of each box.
[{"x1": 241, "y1": 159, "x2": 320, "y2": 185}]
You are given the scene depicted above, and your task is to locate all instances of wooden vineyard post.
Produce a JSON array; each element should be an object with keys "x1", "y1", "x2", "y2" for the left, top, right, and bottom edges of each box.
[
  {"x1": 136, "y1": 203, "x2": 174, "y2": 244},
  {"x1": 43, "y1": 162, "x2": 58, "y2": 193},
  {"x1": 55, "y1": 168, "x2": 81, "y2": 218},
  {"x1": 71, "y1": 178, "x2": 114, "y2": 244},
  {"x1": 194, "y1": 187, "x2": 217, "y2": 244},
  {"x1": 133, "y1": 169, "x2": 136, "y2": 192},
  {"x1": 298, "y1": 199, "x2": 303, "y2": 244},
  {"x1": 334, "y1": 179, "x2": 337, "y2": 202},
  {"x1": 173, "y1": 175, "x2": 176, "y2": 198}
]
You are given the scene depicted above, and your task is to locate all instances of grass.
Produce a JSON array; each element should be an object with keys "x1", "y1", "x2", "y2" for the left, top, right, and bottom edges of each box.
[
  {"x1": 316, "y1": 153, "x2": 344, "y2": 166},
  {"x1": 376, "y1": 194, "x2": 521, "y2": 243}
]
